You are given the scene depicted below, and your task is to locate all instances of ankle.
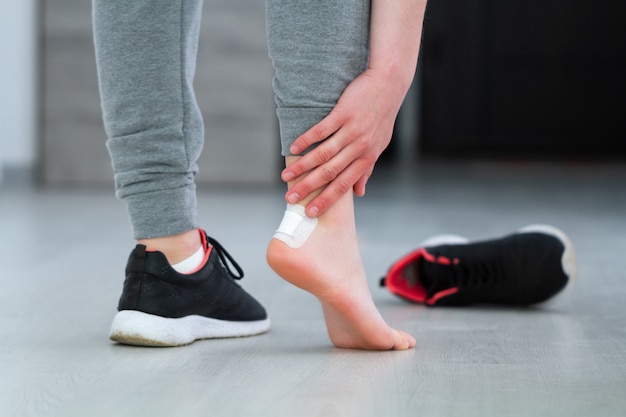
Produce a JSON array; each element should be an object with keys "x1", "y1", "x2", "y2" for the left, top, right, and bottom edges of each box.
[{"x1": 138, "y1": 229, "x2": 202, "y2": 265}]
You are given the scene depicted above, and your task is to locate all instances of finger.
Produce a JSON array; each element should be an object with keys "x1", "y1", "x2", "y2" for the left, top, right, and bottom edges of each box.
[
  {"x1": 303, "y1": 161, "x2": 369, "y2": 217},
  {"x1": 284, "y1": 145, "x2": 355, "y2": 204},
  {"x1": 288, "y1": 109, "x2": 345, "y2": 155},
  {"x1": 353, "y1": 171, "x2": 371, "y2": 197},
  {"x1": 282, "y1": 133, "x2": 347, "y2": 183}
]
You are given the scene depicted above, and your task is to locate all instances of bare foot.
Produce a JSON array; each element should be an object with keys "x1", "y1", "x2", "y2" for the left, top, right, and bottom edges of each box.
[{"x1": 267, "y1": 191, "x2": 416, "y2": 350}]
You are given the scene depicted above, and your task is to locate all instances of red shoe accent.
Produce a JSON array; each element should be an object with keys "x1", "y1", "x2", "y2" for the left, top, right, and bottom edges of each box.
[
  {"x1": 420, "y1": 250, "x2": 460, "y2": 305},
  {"x1": 385, "y1": 248, "x2": 429, "y2": 303},
  {"x1": 187, "y1": 230, "x2": 213, "y2": 275},
  {"x1": 385, "y1": 248, "x2": 457, "y2": 304},
  {"x1": 426, "y1": 287, "x2": 459, "y2": 305}
]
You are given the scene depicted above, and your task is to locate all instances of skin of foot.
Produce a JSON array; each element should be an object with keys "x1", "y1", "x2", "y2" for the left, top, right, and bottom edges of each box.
[
  {"x1": 138, "y1": 229, "x2": 202, "y2": 266},
  {"x1": 266, "y1": 157, "x2": 416, "y2": 350}
]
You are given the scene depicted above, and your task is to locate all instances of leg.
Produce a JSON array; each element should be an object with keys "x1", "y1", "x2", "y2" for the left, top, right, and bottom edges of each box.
[
  {"x1": 93, "y1": 0, "x2": 203, "y2": 260},
  {"x1": 267, "y1": 178, "x2": 414, "y2": 350},
  {"x1": 266, "y1": 0, "x2": 415, "y2": 350},
  {"x1": 93, "y1": 0, "x2": 269, "y2": 345}
]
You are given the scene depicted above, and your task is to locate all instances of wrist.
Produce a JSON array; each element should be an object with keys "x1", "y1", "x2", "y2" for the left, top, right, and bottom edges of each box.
[{"x1": 366, "y1": 62, "x2": 416, "y2": 97}]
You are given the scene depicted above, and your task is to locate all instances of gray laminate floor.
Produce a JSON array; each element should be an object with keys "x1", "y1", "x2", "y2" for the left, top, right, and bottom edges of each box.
[{"x1": 1, "y1": 160, "x2": 625, "y2": 417}]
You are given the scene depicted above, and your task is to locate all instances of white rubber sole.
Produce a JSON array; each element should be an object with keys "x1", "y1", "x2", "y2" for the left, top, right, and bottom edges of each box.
[
  {"x1": 420, "y1": 224, "x2": 577, "y2": 295},
  {"x1": 109, "y1": 310, "x2": 271, "y2": 347},
  {"x1": 420, "y1": 234, "x2": 470, "y2": 247}
]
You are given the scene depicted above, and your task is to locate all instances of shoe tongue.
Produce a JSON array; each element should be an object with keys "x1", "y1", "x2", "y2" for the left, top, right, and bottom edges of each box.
[{"x1": 419, "y1": 261, "x2": 456, "y2": 298}]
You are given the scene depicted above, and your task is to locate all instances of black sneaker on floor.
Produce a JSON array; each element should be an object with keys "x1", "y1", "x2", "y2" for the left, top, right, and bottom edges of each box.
[
  {"x1": 380, "y1": 225, "x2": 577, "y2": 306},
  {"x1": 109, "y1": 230, "x2": 270, "y2": 346}
]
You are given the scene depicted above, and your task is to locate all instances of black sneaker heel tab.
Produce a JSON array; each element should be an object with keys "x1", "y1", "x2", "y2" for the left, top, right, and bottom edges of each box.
[
  {"x1": 129, "y1": 244, "x2": 147, "y2": 273},
  {"x1": 207, "y1": 237, "x2": 245, "y2": 280},
  {"x1": 134, "y1": 244, "x2": 146, "y2": 256}
]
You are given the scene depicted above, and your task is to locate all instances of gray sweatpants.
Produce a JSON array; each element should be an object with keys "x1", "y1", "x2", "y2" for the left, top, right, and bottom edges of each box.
[{"x1": 93, "y1": 0, "x2": 370, "y2": 239}]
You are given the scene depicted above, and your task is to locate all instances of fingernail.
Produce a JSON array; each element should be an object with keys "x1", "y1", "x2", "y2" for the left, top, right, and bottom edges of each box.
[
  {"x1": 307, "y1": 206, "x2": 319, "y2": 217},
  {"x1": 287, "y1": 193, "x2": 299, "y2": 204},
  {"x1": 290, "y1": 145, "x2": 300, "y2": 154},
  {"x1": 283, "y1": 171, "x2": 295, "y2": 182}
]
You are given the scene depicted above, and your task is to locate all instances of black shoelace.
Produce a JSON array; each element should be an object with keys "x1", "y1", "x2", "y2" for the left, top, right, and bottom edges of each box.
[
  {"x1": 207, "y1": 236, "x2": 245, "y2": 280},
  {"x1": 422, "y1": 256, "x2": 504, "y2": 297}
]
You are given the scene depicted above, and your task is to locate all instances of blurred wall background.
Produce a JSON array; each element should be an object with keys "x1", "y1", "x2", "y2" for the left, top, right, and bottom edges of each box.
[
  {"x1": 0, "y1": 0, "x2": 38, "y2": 183},
  {"x1": 1, "y1": 0, "x2": 624, "y2": 187},
  {"x1": 39, "y1": 0, "x2": 278, "y2": 186},
  {"x1": 416, "y1": 0, "x2": 626, "y2": 158}
]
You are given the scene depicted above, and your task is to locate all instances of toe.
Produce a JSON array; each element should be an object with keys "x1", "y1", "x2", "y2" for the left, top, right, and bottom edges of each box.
[{"x1": 393, "y1": 330, "x2": 416, "y2": 350}]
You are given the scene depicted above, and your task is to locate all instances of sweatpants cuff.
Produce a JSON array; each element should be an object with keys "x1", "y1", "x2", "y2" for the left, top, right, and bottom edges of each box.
[
  {"x1": 277, "y1": 107, "x2": 333, "y2": 156},
  {"x1": 124, "y1": 186, "x2": 198, "y2": 239}
]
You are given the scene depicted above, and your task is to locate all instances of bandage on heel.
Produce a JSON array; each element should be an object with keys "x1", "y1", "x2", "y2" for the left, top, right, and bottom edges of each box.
[{"x1": 273, "y1": 204, "x2": 318, "y2": 248}]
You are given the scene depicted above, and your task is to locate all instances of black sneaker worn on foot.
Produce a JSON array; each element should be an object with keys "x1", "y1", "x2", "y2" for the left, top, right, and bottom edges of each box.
[
  {"x1": 109, "y1": 230, "x2": 270, "y2": 346},
  {"x1": 380, "y1": 225, "x2": 577, "y2": 306}
]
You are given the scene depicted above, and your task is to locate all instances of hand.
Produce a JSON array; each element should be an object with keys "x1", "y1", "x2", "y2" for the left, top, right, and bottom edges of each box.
[{"x1": 282, "y1": 68, "x2": 408, "y2": 217}]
